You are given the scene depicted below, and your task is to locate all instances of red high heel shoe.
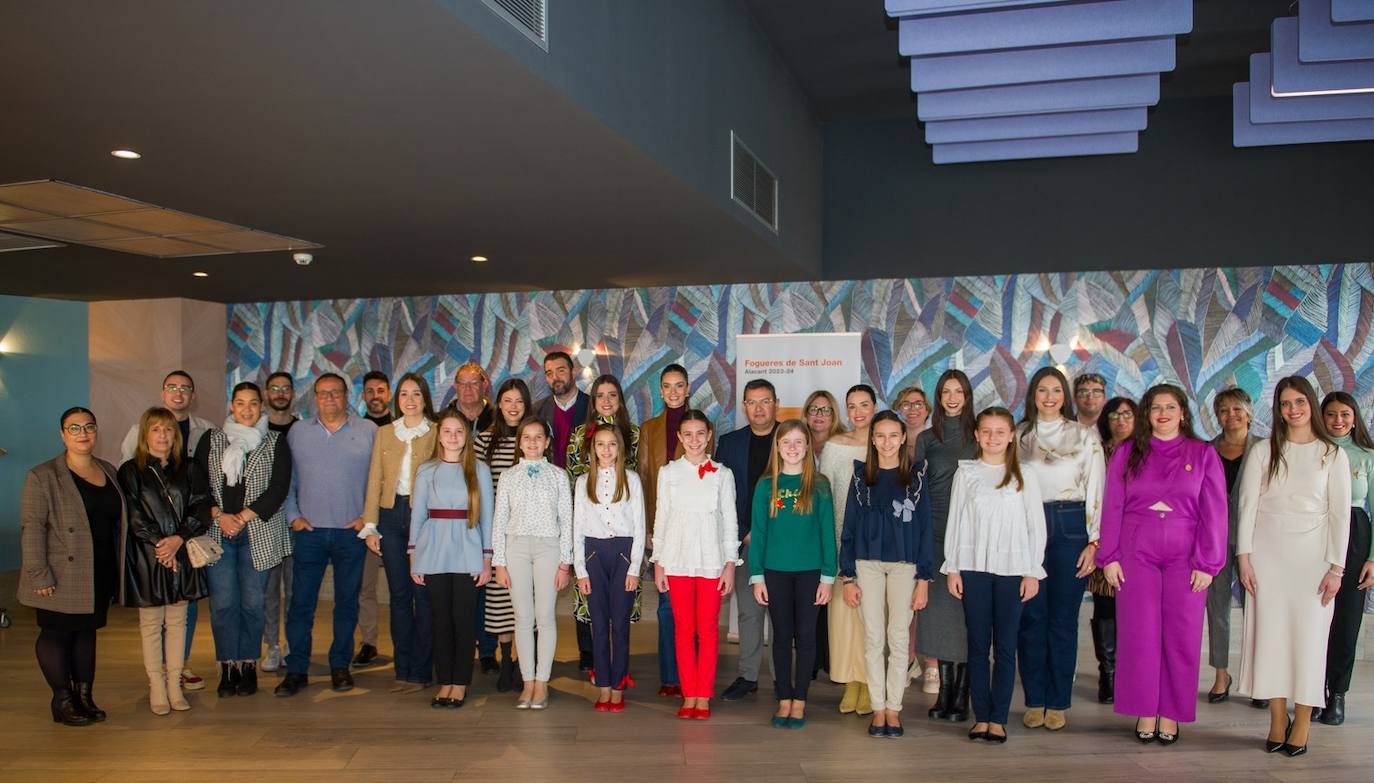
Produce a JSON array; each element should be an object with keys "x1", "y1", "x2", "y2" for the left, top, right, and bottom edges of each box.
[{"x1": 694, "y1": 703, "x2": 711, "y2": 720}]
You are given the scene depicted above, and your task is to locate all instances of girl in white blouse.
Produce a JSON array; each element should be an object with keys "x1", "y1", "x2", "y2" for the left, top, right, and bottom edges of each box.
[
  {"x1": 491, "y1": 418, "x2": 574, "y2": 709},
  {"x1": 573, "y1": 426, "x2": 645, "y2": 712},
  {"x1": 1016, "y1": 366, "x2": 1104, "y2": 732},
  {"x1": 651, "y1": 410, "x2": 740, "y2": 721},
  {"x1": 945, "y1": 407, "x2": 1047, "y2": 744}
]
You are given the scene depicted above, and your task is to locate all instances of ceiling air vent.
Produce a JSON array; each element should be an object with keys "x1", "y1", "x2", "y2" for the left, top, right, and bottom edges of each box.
[
  {"x1": 481, "y1": 0, "x2": 548, "y2": 50},
  {"x1": 731, "y1": 132, "x2": 779, "y2": 233}
]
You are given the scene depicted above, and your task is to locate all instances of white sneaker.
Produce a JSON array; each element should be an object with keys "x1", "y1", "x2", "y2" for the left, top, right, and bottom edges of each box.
[
  {"x1": 907, "y1": 658, "x2": 923, "y2": 684},
  {"x1": 181, "y1": 667, "x2": 206, "y2": 691},
  {"x1": 922, "y1": 666, "x2": 940, "y2": 694},
  {"x1": 261, "y1": 646, "x2": 281, "y2": 672}
]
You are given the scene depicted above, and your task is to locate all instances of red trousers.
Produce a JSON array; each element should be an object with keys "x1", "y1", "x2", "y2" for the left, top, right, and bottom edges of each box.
[{"x1": 667, "y1": 576, "x2": 722, "y2": 699}]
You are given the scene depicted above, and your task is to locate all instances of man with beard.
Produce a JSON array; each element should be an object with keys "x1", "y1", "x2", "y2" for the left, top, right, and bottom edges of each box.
[
  {"x1": 353, "y1": 370, "x2": 391, "y2": 666},
  {"x1": 362, "y1": 371, "x2": 393, "y2": 428},
  {"x1": 261, "y1": 371, "x2": 298, "y2": 671},
  {"x1": 534, "y1": 351, "x2": 589, "y2": 469},
  {"x1": 1074, "y1": 372, "x2": 1108, "y2": 432}
]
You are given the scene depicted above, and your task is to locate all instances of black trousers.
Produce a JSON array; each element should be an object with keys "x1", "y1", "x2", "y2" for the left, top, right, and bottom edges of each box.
[
  {"x1": 1326, "y1": 507, "x2": 1371, "y2": 694},
  {"x1": 427, "y1": 573, "x2": 478, "y2": 686},
  {"x1": 764, "y1": 569, "x2": 821, "y2": 701}
]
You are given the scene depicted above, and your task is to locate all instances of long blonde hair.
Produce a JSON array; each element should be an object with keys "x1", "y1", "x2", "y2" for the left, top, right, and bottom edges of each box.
[
  {"x1": 431, "y1": 409, "x2": 481, "y2": 528},
  {"x1": 768, "y1": 419, "x2": 818, "y2": 516},
  {"x1": 585, "y1": 425, "x2": 629, "y2": 504},
  {"x1": 134, "y1": 407, "x2": 183, "y2": 471}
]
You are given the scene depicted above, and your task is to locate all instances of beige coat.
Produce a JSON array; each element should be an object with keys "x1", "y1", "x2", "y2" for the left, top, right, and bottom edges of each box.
[
  {"x1": 637, "y1": 411, "x2": 713, "y2": 540},
  {"x1": 19, "y1": 454, "x2": 128, "y2": 614},
  {"x1": 362, "y1": 422, "x2": 439, "y2": 524}
]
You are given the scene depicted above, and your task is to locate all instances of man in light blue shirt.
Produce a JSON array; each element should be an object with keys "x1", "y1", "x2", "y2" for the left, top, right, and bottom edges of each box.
[{"x1": 275, "y1": 373, "x2": 377, "y2": 696}]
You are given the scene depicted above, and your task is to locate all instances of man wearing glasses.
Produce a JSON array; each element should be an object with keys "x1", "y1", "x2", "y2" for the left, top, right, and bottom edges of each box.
[
  {"x1": 1073, "y1": 373, "x2": 1109, "y2": 431},
  {"x1": 451, "y1": 362, "x2": 494, "y2": 433},
  {"x1": 275, "y1": 373, "x2": 378, "y2": 696},
  {"x1": 119, "y1": 369, "x2": 215, "y2": 691},
  {"x1": 716, "y1": 379, "x2": 779, "y2": 701},
  {"x1": 265, "y1": 372, "x2": 299, "y2": 434},
  {"x1": 262, "y1": 372, "x2": 299, "y2": 671}
]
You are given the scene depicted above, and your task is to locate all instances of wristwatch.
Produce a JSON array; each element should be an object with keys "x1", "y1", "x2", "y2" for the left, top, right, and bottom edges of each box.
[{"x1": 840, "y1": 577, "x2": 856, "y2": 585}]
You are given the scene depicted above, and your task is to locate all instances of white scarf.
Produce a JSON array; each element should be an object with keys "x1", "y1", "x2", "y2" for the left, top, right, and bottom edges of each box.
[
  {"x1": 394, "y1": 418, "x2": 432, "y2": 495},
  {"x1": 222, "y1": 415, "x2": 268, "y2": 487}
]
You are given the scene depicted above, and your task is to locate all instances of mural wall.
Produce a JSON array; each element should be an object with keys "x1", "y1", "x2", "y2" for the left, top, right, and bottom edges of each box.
[{"x1": 226, "y1": 263, "x2": 1374, "y2": 437}]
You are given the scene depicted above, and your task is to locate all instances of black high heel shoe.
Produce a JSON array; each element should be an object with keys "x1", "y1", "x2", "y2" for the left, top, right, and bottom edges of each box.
[
  {"x1": 1281, "y1": 720, "x2": 1308, "y2": 757},
  {"x1": 1157, "y1": 722, "x2": 1180, "y2": 746},
  {"x1": 1135, "y1": 718, "x2": 1157, "y2": 744},
  {"x1": 1207, "y1": 674, "x2": 1231, "y2": 704},
  {"x1": 1265, "y1": 718, "x2": 1292, "y2": 753}
]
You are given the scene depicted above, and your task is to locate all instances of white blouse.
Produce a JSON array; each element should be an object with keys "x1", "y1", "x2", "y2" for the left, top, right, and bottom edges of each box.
[
  {"x1": 490, "y1": 457, "x2": 574, "y2": 568},
  {"x1": 650, "y1": 457, "x2": 741, "y2": 578},
  {"x1": 1018, "y1": 417, "x2": 1105, "y2": 541},
  {"x1": 573, "y1": 468, "x2": 647, "y2": 579},
  {"x1": 941, "y1": 460, "x2": 1047, "y2": 578}
]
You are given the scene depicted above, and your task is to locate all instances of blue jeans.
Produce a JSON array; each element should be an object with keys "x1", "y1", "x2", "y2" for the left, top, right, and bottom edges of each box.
[
  {"x1": 286, "y1": 527, "x2": 366, "y2": 674},
  {"x1": 379, "y1": 498, "x2": 433, "y2": 683},
  {"x1": 206, "y1": 533, "x2": 270, "y2": 662},
  {"x1": 657, "y1": 584, "x2": 679, "y2": 686},
  {"x1": 1018, "y1": 501, "x2": 1089, "y2": 710},
  {"x1": 962, "y1": 571, "x2": 1024, "y2": 725}
]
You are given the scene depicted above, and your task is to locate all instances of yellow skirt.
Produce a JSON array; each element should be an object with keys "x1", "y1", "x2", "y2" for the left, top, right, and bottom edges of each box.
[{"x1": 828, "y1": 598, "x2": 867, "y2": 684}]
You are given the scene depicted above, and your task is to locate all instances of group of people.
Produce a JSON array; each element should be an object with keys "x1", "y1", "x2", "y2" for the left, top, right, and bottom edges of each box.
[{"x1": 17, "y1": 354, "x2": 1373, "y2": 756}]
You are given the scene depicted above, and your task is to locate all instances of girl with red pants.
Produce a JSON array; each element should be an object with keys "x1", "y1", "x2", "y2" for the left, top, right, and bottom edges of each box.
[{"x1": 651, "y1": 410, "x2": 740, "y2": 720}]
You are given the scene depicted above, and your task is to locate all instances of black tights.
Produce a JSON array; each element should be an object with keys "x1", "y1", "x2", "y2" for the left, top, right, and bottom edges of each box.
[{"x1": 36, "y1": 628, "x2": 97, "y2": 693}]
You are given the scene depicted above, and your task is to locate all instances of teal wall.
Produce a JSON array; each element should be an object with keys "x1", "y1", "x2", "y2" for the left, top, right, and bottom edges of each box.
[{"x1": 0, "y1": 295, "x2": 89, "y2": 570}]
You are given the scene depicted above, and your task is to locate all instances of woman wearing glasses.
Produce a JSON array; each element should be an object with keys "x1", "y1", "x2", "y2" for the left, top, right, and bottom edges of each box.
[
  {"x1": 1201, "y1": 387, "x2": 1263, "y2": 706},
  {"x1": 1086, "y1": 396, "x2": 1137, "y2": 705},
  {"x1": 20, "y1": 408, "x2": 128, "y2": 726},
  {"x1": 896, "y1": 387, "x2": 931, "y2": 461},
  {"x1": 804, "y1": 391, "x2": 844, "y2": 462}
]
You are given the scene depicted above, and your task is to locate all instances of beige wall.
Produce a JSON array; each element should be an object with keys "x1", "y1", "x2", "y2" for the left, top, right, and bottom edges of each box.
[{"x1": 89, "y1": 298, "x2": 227, "y2": 465}]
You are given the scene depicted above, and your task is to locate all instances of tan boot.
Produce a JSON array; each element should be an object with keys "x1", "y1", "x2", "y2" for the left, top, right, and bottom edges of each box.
[
  {"x1": 1023, "y1": 707, "x2": 1046, "y2": 728},
  {"x1": 139, "y1": 607, "x2": 171, "y2": 715},
  {"x1": 838, "y1": 681, "x2": 859, "y2": 714},
  {"x1": 856, "y1": 682, "x2": 873, "y2": 716},
  {"x1": 163, "y1": 603, "x2": 191, "y2": 711},
  {"x1": 1044, "y1": 709, "x2": 1067, "y2": 731}
]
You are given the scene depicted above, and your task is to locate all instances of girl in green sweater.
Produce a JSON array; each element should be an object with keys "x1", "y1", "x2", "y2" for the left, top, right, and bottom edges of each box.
[{"x1": 750, "y1": 419, "x2": 838, "y2": 728}]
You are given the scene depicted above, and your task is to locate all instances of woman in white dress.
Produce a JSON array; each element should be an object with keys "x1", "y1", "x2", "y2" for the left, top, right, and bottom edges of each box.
[
  {"x1": 817, "y1": 384, "x2": 877, "y2": 715},
  {"x1": 1236, "y1": 376, "x2": 1350, "y2": 758}
]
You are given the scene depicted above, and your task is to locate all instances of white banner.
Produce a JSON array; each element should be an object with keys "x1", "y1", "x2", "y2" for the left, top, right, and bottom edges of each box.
[{"x1": 735, "y1": 332, "x2": 863, "y2": 427}]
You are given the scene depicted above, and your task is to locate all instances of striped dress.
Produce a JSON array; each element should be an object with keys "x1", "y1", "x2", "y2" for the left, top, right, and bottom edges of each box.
[{"x1": 475, "y1": 430, "x2": 518, "y2": 635}]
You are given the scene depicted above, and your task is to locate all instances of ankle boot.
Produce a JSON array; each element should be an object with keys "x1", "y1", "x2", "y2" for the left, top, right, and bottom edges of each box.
[
  {"x1": 838, "y1": 681, "x2": 860, "y2": 714},
  {"x1": 927, "y1": 661, "x2": 955, "y2": 720},
  {"x1": 1320, "y1": 692, "x2": 1346, "y2": 726},
  {"x1": 946, "y1": 663, "x2": 970, "y2": 722},
  {"x1": 51, "y1": 689, "x2": 93, "y2": 726},
  {"x1": 163, "y1": 604, "x2": 190, "y2": 710},
  {"x1": 147, "y1": 669, "x2": 171, "y2": 715},
  {"x1": 73, "y1": 682, "x2": 107, "y2": 721},
  {"x1": 237, "y1": 661, "x2": 258, "y2": 696},
  {"x1": 217, "y1": 662, "x2": 239, "y2": 697},
  {"x1": 1092, "y1": 618, "x2": 1116, "y2": 704},
  {"x1": 855, "y1": 682, "x2": 873, "y2": 716}
]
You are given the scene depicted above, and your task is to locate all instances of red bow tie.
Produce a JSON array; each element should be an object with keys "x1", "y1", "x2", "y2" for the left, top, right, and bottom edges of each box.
[{"x1": 698, "y1": 461, "x2": 718, "y2": 479}]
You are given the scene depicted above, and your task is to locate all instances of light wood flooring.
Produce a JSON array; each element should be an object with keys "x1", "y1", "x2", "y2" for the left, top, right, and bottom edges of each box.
[{"x1": 0, "y1": 583, "x2": 1370, "y2": 782}]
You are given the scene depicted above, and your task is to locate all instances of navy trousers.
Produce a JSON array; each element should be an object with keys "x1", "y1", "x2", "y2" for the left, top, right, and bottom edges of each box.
[
  {"x1": 1018, "y1": 501, "x2": 1088, "y2": 710},
  {"x1": 585, "y1": 537, "x2": 635, "y2": 688},
  {"x1": 963, "y1": 570, "x2": 1024, "y2": 725},
  {"x1": 379, "y1": 497, "x2": 433, "y2": 684}
]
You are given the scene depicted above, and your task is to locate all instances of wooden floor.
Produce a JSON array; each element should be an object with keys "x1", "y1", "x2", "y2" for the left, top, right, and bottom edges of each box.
[{"x1": 1, "y1": 587, "x2": 1371, "y2": 783}]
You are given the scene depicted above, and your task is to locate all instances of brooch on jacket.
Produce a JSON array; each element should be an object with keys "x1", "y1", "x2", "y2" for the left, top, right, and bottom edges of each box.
[{"x1": 698, "y1": 461, "x2": 718, "y2": 479}]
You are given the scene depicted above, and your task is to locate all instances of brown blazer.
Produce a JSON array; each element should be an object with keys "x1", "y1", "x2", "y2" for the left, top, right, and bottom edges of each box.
[
  {"x1": 636, "y1": 411, "x2": 713, "y2": 540},
  {"x1": 362, "y1": 422, "x2": 440, "y2": 525},
  {"x1": 19, "y1": 454, "x2": 129, "y2": 614}
]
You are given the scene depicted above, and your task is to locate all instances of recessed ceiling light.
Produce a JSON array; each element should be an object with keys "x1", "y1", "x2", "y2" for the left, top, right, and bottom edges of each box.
[
  {"x1": 192, "y1": 271, "x2": 209, "y2": 278},
  {"x1": 111, "y1": 149, "x2": 141, "y2": 160},
  {"x1": 470, "y1": 255, "x2": 488, "y2": 262}
]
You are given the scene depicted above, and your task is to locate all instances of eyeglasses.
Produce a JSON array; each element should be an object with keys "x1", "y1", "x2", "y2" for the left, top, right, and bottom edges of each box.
[
  {"x1": 1075, "y1": 389, "x2": 1105, "y2": 398},
  {"x1": 163, "y1": 383, "x2": 193, "y2": 394},
  {"x1": 742, "y1": 398, "x2": 775, "y2": 408},
  {"x1": 1106, "y1": 411, "x2": 1134, "y2": 421},
  {"x1": 898, "y1": 401, "x2": 928, "y2": 411},
  {"x1": 455, "y1": 381, "x2": 482, "y2": 389},
  {"x1": 315, "y1": 389, "x2": 345, "y2": 399},
  {"x1": 806, "y1": 406, "x2": 833, "y2": 416},
  {"x1": 267, "y1": 384, "x2": 293, "y2": 393},
  {"x1": 64, "y1": 423, "x2": 99, "y2": 435}
]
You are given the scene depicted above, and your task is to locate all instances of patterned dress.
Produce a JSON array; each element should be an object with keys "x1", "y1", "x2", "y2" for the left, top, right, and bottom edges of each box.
[{"x1": 566, "y1": 416, "x2": 642, "y2": 623}]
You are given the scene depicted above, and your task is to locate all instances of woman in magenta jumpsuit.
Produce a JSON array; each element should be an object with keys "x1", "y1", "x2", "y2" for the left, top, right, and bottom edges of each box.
[{"x1": 1097, "y1": 385, "x2": 1228, "y2": 744}]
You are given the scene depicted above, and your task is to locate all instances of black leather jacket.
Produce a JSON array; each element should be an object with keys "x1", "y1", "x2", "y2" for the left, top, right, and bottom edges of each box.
[{"x1": 118, "y1": 457, "x2": 212, "y2": 608}]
